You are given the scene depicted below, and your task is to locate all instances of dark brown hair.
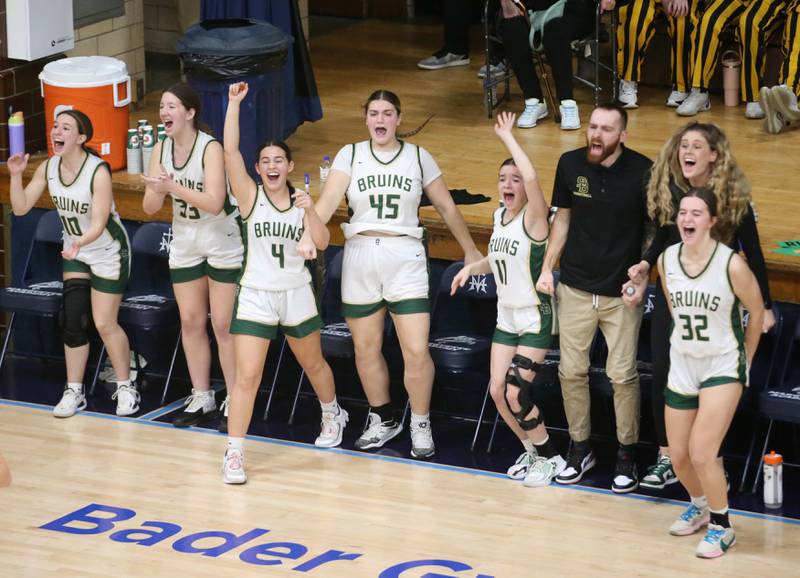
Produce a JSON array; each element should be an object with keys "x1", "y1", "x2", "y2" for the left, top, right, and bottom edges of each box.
[
  {"x1": 363, "y1": 89, "x2": 433, "y2": 139},
  {"x1": 683, "y1": 186, "x2": 718, "y2": 217},
  {"x1": 594, "y1": 102, "x2": 628, "y2": 130},
  {"x1": 163, "y1": 83, "x2": 203, "y2": 131},
  {"x1": 56, "y1": 109, "x2": 100, "y2": 157}
]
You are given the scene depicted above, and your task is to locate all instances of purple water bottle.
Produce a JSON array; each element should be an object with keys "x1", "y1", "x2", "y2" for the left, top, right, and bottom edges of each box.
[{"x1": 8, "y1": 111, "x2": 24, "y2": 157}]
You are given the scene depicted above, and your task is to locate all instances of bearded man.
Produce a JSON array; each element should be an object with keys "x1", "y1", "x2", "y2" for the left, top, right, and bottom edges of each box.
[{"x1": 536, "y1": 103, "x2": 654, "y2": 493}]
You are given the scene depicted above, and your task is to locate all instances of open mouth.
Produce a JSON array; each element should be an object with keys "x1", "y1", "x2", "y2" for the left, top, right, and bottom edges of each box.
[
  {"x1": 589, "y1": 141, "x2": 603, "y2": 155},
  {"x1": 374, "y1": 127, "x2": 387, "y2": 137},
  {"x1": 502, "y1": 192, "x2": 515, "y2": 205},
  {"x1": 681, "y1": 224, "x2": 697, "y2": 241},
  {"x1": 52, "y1": 139, "x2": 65, "y2": 153},
  {"x1": 682, "y1": 157, "x2": 697, "y2": 170},
  {"x1": 265, "y1": 171, "x2": 280, "y2": 184},
  {"x1": 162, "y1": 120, "x2": 174, "y2": 131}
]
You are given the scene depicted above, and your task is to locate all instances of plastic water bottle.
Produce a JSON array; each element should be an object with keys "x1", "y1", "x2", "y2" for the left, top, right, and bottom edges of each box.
[
  {"x1": 319, "y1": 155, "x2": 331, "y2": 190},
  {"x1": 8, "y1": 111, "x2": 24, "y2": 156},
  {"x1": 763, "y1": 451, "x2": 783, "y2": 508}
]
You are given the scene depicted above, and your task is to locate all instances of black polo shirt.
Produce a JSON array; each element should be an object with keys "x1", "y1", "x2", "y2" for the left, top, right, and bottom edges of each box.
[{"x1": 552, "y1": 145, "x2": 652, "y2": 296}]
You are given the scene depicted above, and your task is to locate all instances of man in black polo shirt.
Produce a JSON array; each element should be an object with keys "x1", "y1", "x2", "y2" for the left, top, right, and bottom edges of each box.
[{"x1": 537, "y1": 103, "x2": 652, "y2": 493}]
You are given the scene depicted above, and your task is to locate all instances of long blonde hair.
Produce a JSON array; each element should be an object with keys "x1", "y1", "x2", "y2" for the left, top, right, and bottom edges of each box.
[{"x1": 647, "y1": 122, "x2": 751, "y2": 244}]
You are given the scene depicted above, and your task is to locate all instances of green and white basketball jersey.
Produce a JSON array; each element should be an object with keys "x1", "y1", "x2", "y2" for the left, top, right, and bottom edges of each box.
[
  {"x1": 343, "y1": 140, "x2": 425, "y2": 239},
  {"x1": 46, "y1": 154, "x2": 123, "y2": 252},
  {"x1": 160, "y1": 131, "x2": 234, "y2": 223},
  {"x1": 488, "y1": 207, "x2": 546, "y2": 309},
  {"x1": 239, "y1": 185, "x2": 310, "y2": 291},
  {"x1": 663, "y1": 242, "x2": 744, "y2": 357}
]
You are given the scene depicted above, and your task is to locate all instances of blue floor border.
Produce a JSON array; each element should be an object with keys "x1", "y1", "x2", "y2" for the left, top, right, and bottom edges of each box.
[{"x1": 2, "y1": 397, "x2": 798, "y2": 528}]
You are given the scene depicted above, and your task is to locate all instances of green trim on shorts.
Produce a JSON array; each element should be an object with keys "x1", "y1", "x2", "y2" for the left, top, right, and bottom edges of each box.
[
  {"x1": 700, "y1": 376, "x2": 743, "y2": 389},
  {"x1": 170, "y1": 262, "x2": 207, "y2": 283},
  {"x1": 281, "y1": 314, "x2": 323, "y2": 339},
  {"x1": 342, "y1": 300, "x2": 386, "y2": 318},
  {"x1": 492, "y1": 327, "x2": 553, "y2": 349},
  {"x1": 387, "y1": 297, "x2": 429, "y2": 315},
  {"x1": 664, "y1": 387, "x2": 699, "y2": 410},
  {"x1": 63, "y1": 259, "x2": 90, "y2": 275},
  {"x1": 207, "y1": 264, "x2": 241, "y2": 284},
  {"x1": 230, "y1": 318, "x2": 278, "y2": 340},
  {"x1": 492, "y1": 327, "x2": 520, "y2": 347}
]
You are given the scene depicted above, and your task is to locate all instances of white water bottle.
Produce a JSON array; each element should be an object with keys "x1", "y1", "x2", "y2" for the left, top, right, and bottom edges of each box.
[
  {"x1": 763, "y1": 451, "x2": 783, "y2": 508},
  {"x1": 319, "y1": 155, "x2": 331, "y2": 190}
]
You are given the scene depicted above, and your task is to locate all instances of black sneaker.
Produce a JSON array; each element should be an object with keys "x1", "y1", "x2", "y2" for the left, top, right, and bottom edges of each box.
[
  {"x1": 612, "y1": 446, "x2": 639, "y2": 493},
  {"x1": 555, "y1": 442, "x2": 596, "y2": 484},
  {"x1": 354, "y1": 411, "x2": 403, "y2": 450}
]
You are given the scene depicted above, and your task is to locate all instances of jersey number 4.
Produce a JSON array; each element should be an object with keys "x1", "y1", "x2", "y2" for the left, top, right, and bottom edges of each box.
[
  {"x1": 369, "y1": 193, "x2": 400, "y2": 219},
  {"x1": 272, "y1": 244, "x2": 285, "y2": 268},
  {"x1": 678, "y1": 314, "x2": 710, "y2": 341}
]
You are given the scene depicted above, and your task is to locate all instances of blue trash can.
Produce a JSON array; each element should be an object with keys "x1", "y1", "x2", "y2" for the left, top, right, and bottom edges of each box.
[{"x1": 177, "y1": 19, "x2": 292, "y2": 179}]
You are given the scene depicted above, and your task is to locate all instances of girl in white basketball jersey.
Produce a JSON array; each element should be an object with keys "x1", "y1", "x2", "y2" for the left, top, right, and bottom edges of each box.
[
  {"x1": 313, "y1": 90, "x2": 482, "y2": 459},
  {"x1": 143, "y1": 84, "x2": 243, "y2": 431},
  {"x1": 658, "y1": 188, "x2": 763, "y2": 558},
  {"x1": 220, "y1": 82, "x2": 344, "y2": 484},
  {"x1": 451, "y1": 112, "x2": 565, "y2": 486},
  {"x1": 8, "y1": 109, "x2": 137, "y2": 418}
]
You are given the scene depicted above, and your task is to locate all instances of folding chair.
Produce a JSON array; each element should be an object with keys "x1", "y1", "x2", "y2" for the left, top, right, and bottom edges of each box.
[
  {"x1": 90, "y1": 222, "x2": 181, "y2": 403},
  {"x1": 0, "y1": 210, "x2": 64, "y2": 370}
]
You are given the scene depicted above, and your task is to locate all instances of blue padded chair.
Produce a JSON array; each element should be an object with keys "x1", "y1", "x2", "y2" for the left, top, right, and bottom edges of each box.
[
  {"x1": 89, "y1": 222, "x2": 181, "y2": 403},
  {"x1": 425, "y1": 261, "x2": 497, "y2": 451},
  {"x1": 284, "y1": 248, "x2": 406, "y2": 427},
  {"x1": 0, "y1": 210, "x2": 65, "y2": 370},
  {"x1": 746, "y1": 304, "x2": 799, "y2": 492}
]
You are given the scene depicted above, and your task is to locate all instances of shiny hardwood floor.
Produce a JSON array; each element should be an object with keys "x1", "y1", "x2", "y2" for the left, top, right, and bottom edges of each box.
[{"x1": 1, "y1": 402, "x2": 799, "y2": 577}]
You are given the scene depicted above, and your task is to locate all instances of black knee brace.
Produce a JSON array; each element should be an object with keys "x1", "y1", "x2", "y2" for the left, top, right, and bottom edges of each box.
[
  {"x1": 60, "y1": 278, "x2": 91, "y2": 348},
  {"x1": 505, "y1": 354, "x2": 543, "y2": 431}
]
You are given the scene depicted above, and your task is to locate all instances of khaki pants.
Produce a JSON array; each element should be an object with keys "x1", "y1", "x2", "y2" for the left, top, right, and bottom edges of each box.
[{"x1": 556, "y1": 283, "x2": 643, "y2": 445}]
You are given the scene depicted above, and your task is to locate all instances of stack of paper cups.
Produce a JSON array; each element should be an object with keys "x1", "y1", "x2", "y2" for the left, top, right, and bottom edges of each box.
[
  {"x1": 141, "y1": 125, "x2": 155, "y2": 173},
  {"x1": 137, "y1": 119, "x2": 147, "y2": 139},
  {"x1": 157, "y1": 123, "x2": 166, "y2": 142},
  {"x1": 126, "y1": 128, "x2": 142, "y2": 174}
]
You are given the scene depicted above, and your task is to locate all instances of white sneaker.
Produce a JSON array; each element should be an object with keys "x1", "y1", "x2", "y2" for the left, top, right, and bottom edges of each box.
[
  {"x1": 478, "y1": 61, "x2": 507, "y2": 79},
  {"x1": 222, "y1": 448, "x2": 247, "y2": 484},
  {"x1": 618, "y1": 79, "x2": 638, "y2": 109},
  {"x1": 669, "y1": 503, "x2": 710, "y2": 536},
  {"x1": 559, "y1": 99, "x2": 581, "y2": 130},
  {"x1": 676, "y1": 89, "x2": 710, "y2": 116},
  {"x1": 745, "y1": 101, "x2": 765, "y2": 119},
  {"x1": 517, "y1": 98, "x2": 548, "y2": 128},
  {"x1": 417, "y1": 51, "x2": 470, "y2": 70},
  {"x1": 355, "y1": 411, "x2": 403, "y2": 450},
  {"x1": 173, "y1": 389, "x2": 217, "y2": 428},
  {"x1": 53, "y1": 385, "x2": 86, "y2": 418},
  {"x1": 112, "y1": 383, "x2": 140, "y2": 416},
  {"x1": 315, "y1": 407, "x2": 349, "y2": 448},
  {"x1": 507, "y1": 451, "x2": 536, "y2": 480},
  {"x1": 410, "y1": 419, "x2": 435, "y2": 459},
  {"x1": 666, "y1": 90, "x2": 690, "y2": 108},
  {"x1": 696, "y1": 524, "x2": 735, "y2": 558},
  {"x1": 523, "y1": 454, "x2": 567, "y2": 487}
]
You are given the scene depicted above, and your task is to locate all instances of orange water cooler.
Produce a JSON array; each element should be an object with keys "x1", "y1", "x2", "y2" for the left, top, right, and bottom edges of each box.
[{"x1": 39, "y1": 56, "x2": 131, "y2": 171}]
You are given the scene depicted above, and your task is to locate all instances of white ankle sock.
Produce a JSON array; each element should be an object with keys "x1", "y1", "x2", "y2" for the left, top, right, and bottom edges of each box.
[
  {"x1": 320, "y1": 398, "x2": 339, "y2": 413},
  {"x1": 116, "y1": 379, "x2": 132, "y2": 389},
  {"x1": 691, "y1": 495, "x2": 709, "y2": 509},
  {"x1": 410, "y1": 412, "x2": 430, "y2": 426},
  {"x1": 522, "y1": 438, "x2": 535, "y2": 454},
  {"x1": 227, "y1": 437, "x2": 244, "y2": 451},
  {"x1": 67, "y1": 382, "x2": 83, "y2": 392}
]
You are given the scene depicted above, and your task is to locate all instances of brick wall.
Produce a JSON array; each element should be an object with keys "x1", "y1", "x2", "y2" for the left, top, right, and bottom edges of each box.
[{"x1": 67, "y1": 0, "x2": 146, "y2": 102}]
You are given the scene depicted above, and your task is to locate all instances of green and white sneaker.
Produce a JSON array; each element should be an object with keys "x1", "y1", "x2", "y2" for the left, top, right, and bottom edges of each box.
[
  {"x1": 641, "y1": 454, "x2": 678, "y2": 490},
  {"x1": 507, "y1": 451, "x2": 536, "y2": 480},
  {"x1": 523, "y1": 455, "x2": 567, "y2": 488},
  {"x1": 696, "y1": 524, "x2": 735, "y2": 558},
  {"x1": 669, "y1": 503, "x2": 710, "y2": 536}
]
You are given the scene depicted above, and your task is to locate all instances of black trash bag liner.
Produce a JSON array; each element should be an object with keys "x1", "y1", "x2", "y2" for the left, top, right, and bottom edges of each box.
[{"x1": 177, "y1": 18, "x2": 292, "y2": 81}]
